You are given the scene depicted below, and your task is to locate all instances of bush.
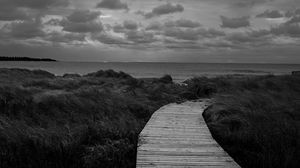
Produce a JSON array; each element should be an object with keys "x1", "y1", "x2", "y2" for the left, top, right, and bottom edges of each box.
[
  {"x1": 85, "y1": 70, "x2": 132, "y2": 79},
  {"x1": 32, "y1": 70, "x2": 55, "y2": 78},
  {"x1": 63, "y1": 74, "x2": 81, "y2": 78},
  {"x1": 158, "y1": 75, "x2": 173, "y2": 84},
  {"x1": 183, "y1": 77, "x2": 217, "y2": 98}
]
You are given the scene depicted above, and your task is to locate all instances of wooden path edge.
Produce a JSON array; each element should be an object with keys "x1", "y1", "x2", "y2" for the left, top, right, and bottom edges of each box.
[{"x1": 136, "y1": 100, "x2": 240, "y2": 168}]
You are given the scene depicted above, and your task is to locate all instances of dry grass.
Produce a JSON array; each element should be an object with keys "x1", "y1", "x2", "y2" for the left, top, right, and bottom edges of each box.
[
  {"x1": 1, "y1": 68, "x2": 299, "y2": 168},
  {"x1": 199, "y1": 75, "x2": 300, "y2": 168},
  {"x1": 0, "y1": 68, "x2": 184, "y2": 168}
]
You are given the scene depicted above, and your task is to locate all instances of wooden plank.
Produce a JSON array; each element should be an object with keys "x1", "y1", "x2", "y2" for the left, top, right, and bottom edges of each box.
[{"x1": 136, "y1": 100, "x2": 240, "y2": 168}]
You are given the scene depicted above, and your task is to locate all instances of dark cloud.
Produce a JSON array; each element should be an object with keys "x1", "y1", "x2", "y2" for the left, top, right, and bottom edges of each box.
[
  {"x1": 204, "y1": 41, "x2": 235, "y2": 49},
  {"x1": 223, "y1": 20, "x2": 300, "y2": 43},
  {"x1": 199, "y1": 28, "x2": 226, "y2": 38},
  {"x1": 146, "y1": 19, "x2": 201, "y2": 32},
  {"x1": 284, "y1": 8, "x2": 300, "y2": 24},
  {"x1": 200, "y1": 0, "x2": 273, "y2": 8},
  {"x1": 146, "y1": 22, "x2": 163, "y2": 31},
  {"x1": 220, "y1": 16, "x2": 250, "y2": 28},
  {"x1": 113, "y1": 20, "x2": 138, "y2": 33},
  {"x1": 45, "y1": 32, "x2": 86, "y2": 43},
  {"x1": 61, "y1": 20, "x2": 103, "y2": 33},
  {"x1": 113, "y1": 24, "x2": 126, "y2": 33},
  {"x1": 0, "y1": 0, "x2": 69, "y2": 21},
  {"x1": 232, "y1": 0, "x2": 269, "y2": 8},
  {"x1": 0, "y1": 0, "x2": 69, "y2": 9},
  {"x1": 164, "y1": 28, "x2": 200, "y2": 40},
  {"x1": 163, "y1": 39, "x2": 202, "y2": 50},
  {"x1": 151, "y1": 3, "x2": 184, "y2": 15},
  {"x1": 17, "y1": 0, "x2": 69, "y2": 9},
  {"x1": 142, "y1": 3, "x2": 184, "y2": 19},
  {"x1": 269, "y1": 11, "x2": 300, "y2": 37},
  {"x1": 135, "y1": 10, "x2": 145, "y2": 16},
  {"x1": 164, "y1": 27, "x2": 224, "y2": 41},
  {"x1": 165, "y1": 19, "x2": 201, "y2": 28},
  {"x1": 285, "y1": 8, "x2": 300, "y2": 17},
  {"x1": 60, "y1": 10, "x2": 103, "y2": 33},
  {"x1": 1, "y1": 19, "x2": 45, "y2": 39},
  {"x1": 270, "y1": 23, "x2": 300, "y2": 37},
  {"x1": 198, "y1": 29, "x2": 273, "y2": 50},
  {"x1": 67, "y1": 10, "x2": 101, "y2": 23},
  {"x1": 144, "y1": 20, "x2": 223, "y2": 41},
  {"x1": 93, "y1": 33, "x2": 129, "y2": 45},
  {"x1": 125, "y1": 30, "x2": 155, "y2": 43},
  {"x1": 123, "y1": 20, "x2": 138, "y2": 30},
  {"x1": 96, "y1": 0, "x2": 128, "y2": 10},
  {"x1": 286, "y1": 16, "x2": 300, "y2": 24},
  {"x1": 109, "y1": 20, "x2": 223, "y2": 47},
  {"x1": 226, "y1": 30, "x2": 270, "y2": 44},
  {"x1": 256, "y1": 10, "x2": 283, "y2": 18},
  {"x1": 0, "y1": 7, "x2": 30, "y2": 21}
]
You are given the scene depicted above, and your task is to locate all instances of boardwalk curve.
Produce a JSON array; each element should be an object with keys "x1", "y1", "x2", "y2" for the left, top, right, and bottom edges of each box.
[{"x1": 136, "y1": 100, "x2": 240, "y2": 168}]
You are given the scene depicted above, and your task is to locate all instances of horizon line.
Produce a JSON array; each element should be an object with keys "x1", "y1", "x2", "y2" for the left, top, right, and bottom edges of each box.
[{"x1": 57, "y1": 61, "x2": 300, "y2": 65}]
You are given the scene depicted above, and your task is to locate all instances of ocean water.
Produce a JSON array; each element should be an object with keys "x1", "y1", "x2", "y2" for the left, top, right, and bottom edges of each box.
[{"x1": 0, "y1": 61, "x2": 300, "y2": 82}]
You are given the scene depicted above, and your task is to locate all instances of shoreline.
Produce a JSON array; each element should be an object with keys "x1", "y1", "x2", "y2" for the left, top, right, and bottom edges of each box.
[{"x1": 0, "y1": 56, "x2": 57, "y2": 62}]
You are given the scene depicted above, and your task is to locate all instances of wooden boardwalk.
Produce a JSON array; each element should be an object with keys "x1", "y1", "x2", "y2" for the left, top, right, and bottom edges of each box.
[{"x1": 136, "y1": 100, "x2": 240, "y2": 168}]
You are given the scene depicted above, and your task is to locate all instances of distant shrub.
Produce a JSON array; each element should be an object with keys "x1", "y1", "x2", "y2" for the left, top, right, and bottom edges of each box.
[
  {"x1": 179, "y1": 91, "x2": 198, "y2": 100},
  {"x1": 32, "y1": 70, "x2": 55, "y2": 78},
  {"x1": 122, "y1": 78, "x2": 142, "y2": 88},
  {"x1": 158, "y1": 75, "x2": 173, "y2": 84},
  {"x1": 63, "y1": 73, "x2": 81, "y2": 78},
  {"x1": 85, "y1": 70, "x2": 132, "y2": 79},
  {"x1": 183, "y1": 77, "x2": 217, "y2": 98},
  {"x1": 292, "y1": 71, "x2": 300, "y2": 76}
]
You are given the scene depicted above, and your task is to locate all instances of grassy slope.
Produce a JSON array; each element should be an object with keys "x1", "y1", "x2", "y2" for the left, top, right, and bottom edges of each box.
[
  {"x1": 189, "y1": 75, "x2": 300, "y2": 168},
  {"x1": 0, "y1": 69, "x2": 184, "y2": 168},
  {"x1": 1, "y1": 68, "x2": 299, "y2": 168}
]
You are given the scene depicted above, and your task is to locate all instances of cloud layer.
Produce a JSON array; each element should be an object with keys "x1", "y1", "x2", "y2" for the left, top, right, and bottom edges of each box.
[
  {"x1": 0, "y1": 0, "x2": 300, "y2": 63},
  {"x1": 256, "y1": 10, "x2": 283, "y2": 18},
  {"x1": 96, "y1": 0, "x2": 128, "y2": 10},
  {"x1": 142, "y1": 3, "x2": 184, "y2": 19},
  {"x1": 220, "y1": 16, "x2": 250, "y2": 28},
  {"x1": 1, "y1": 19, "x2": 44, "y2": 39}
]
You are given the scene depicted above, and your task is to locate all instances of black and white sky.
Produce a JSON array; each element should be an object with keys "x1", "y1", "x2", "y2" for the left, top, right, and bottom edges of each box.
[{"x1": 0, "y1": 0, "x2": 300, "y2": 63}]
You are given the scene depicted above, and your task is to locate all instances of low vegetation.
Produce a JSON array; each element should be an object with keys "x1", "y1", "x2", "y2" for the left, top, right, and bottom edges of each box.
[
  {"x1": 191, "y1": 75, "x2": 300, "y2": 168},
  {"x1": 0, "y1": 68, "x2": 185, "y2": 168},
  {"x1": 0, "y1": 68, "x2": 299, "y2": 168}
]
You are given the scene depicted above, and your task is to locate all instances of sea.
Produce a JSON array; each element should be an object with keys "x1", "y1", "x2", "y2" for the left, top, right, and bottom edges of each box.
[{"x1": 1, "y1": 61, "x2": 300, "y2": 82}]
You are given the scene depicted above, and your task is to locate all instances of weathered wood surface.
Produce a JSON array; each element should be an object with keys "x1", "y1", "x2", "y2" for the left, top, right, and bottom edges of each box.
[{"x1": 136, "y1": 100, "x2": 240, "y2": 168}]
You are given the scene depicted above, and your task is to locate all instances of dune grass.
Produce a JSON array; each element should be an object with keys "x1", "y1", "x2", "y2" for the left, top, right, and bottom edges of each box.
[
  {"x1": 1, "y1": 68, "x2": 299, "y2": 168},
  {"x1": 195, "y1": 75, "x2": 300, "y2": 168},
  {"x1": 0, "y1": 68, "x2": 184, "y2": 168}
]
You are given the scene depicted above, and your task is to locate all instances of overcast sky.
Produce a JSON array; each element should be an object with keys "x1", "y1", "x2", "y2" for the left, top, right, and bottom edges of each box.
[{"x1": 0, "y1": 0, "x2": 300, "y2": 63}]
